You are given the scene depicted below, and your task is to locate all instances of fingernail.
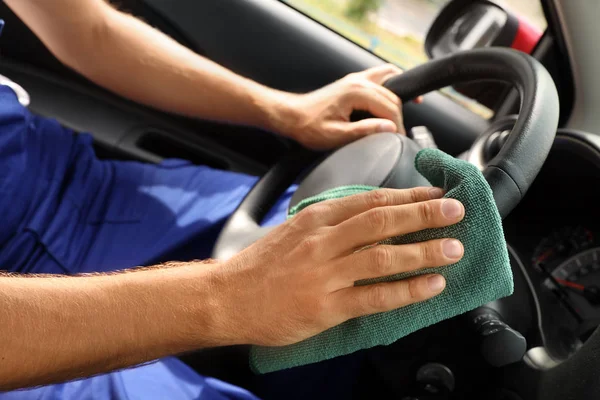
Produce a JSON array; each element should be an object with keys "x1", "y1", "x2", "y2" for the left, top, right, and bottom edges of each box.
[
  {"x1": 428, "y1": 188, "x2": 444, "y2": 199},
  {"x1": 427, "y1": 275, "x2": 446, "y2": 292},
  {"x1": 441, "y1": 199, "x2": 463, "y2": 219},
  {"x1": 378, "y1": 121, "x2": 396, "y2": 133},
  {"x1": 442, "y1": 239, "x2": 463, "y2": 259}
]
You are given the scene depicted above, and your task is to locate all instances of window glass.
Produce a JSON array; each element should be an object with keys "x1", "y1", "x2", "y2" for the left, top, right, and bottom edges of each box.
[{"x1": 283, "y1": 0, "x2": 547, "y2": 118}]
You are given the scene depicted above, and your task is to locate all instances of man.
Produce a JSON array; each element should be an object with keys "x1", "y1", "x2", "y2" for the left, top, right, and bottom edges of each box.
[{"x1": 0, "y1": 0, "x2": 465, "y2": 399}]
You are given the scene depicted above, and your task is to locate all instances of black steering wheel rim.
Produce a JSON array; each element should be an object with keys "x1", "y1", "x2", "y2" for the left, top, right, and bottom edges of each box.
[{"x1": 213, "y1": 48, "x2": 559, "y2": 261}]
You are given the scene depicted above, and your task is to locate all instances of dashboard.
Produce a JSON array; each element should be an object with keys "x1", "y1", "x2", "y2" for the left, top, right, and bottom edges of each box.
[{"x1": 503, "y1": 130, "x2": 600, "y2": 363}]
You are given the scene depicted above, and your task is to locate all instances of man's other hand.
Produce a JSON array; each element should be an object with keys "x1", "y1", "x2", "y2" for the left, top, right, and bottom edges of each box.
[
  {"x1": 270, "y1": 64, "x2": 419, "y2": 150},
  {"x1": 210, "y1": 187, "x2": 464, "y2": 347}
]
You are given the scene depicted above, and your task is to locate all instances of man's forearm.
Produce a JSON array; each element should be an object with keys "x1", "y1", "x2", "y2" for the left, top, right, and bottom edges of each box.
[
  {"x1": 76, "y1": 5, "x2": 292, "y2": 130},
  {"x1": 5, "y1": 0, "x2": 292, "y2": 133},
  {"x1": 0, "y1": 262, "x2": 228, "y2": 391}
]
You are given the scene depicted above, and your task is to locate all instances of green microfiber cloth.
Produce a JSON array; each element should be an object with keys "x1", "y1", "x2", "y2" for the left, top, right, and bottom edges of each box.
[{"x1": 250, "y1": 148, "x2": 513, "y2": 374}]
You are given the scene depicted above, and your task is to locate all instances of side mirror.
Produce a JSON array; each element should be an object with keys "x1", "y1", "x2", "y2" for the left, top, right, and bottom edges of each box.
[
  {"x1": 424, "y1": 0, "x2": 543, "y2": 111},
  {"x1": 425, "y1": 0, "x2": 542, "y2": 58}
]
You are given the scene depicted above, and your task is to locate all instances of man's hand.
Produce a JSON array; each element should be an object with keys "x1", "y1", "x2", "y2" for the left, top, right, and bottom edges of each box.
[
  {"x1": 0, "y1": 188, "x2": 462, "y2": 389},
  {"x1": 211, "y1": 187, "x2": 465, "y2": 346},
  {"x1": 269, "y1": 64, "x2": 411, "y2": 150}
]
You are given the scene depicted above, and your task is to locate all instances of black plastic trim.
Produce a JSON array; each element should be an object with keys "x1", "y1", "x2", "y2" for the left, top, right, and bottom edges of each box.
[{"x1": 0, "y1": 59, "x2": 267, "y2": 175}]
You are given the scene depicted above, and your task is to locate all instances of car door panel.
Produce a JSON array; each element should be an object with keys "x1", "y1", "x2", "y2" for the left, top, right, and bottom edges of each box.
[{"x1": 0, "y1": 59, "x2": 270, "y2": 174}]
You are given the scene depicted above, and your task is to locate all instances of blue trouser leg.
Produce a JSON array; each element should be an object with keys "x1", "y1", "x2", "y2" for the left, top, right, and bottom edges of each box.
[{"x1": 1, "y1": 147, "x2": 293, "y2": 399}]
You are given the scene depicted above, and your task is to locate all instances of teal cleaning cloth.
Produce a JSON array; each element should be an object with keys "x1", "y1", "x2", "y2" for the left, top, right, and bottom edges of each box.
[{"x1": 250, "y1": 148, "x2": 513, "y2": 374}]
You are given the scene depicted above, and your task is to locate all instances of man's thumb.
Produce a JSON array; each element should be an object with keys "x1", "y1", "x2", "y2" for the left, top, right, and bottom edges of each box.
[{"x1": 347, "y1": 118, "x2": 398, "y2": 137}]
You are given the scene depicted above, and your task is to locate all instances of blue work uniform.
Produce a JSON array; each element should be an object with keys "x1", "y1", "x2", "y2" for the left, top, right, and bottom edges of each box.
[{"x1": 0, "y1": 84, "x2": 294, "y2": 399}]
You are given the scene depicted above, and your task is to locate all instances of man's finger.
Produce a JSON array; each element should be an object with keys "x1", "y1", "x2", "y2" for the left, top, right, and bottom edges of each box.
[
  {"x1": 328, "y1": 198, "x2": 465, "y2": 254},
  {"x1": 360, "y1": 64, "x2": 403, "y2": 85},
  {"x1": 359, "y1": 64, "x2": 425, "y2": 105},
  {"x1": 327, "y1": 240, "x2": 463, "y2": 290},
  {"x1": 364, "y1": 66, "x2": 425, "y2": 105},
  {"x1": 327, "y1": 274, "x2": 446, "y2": 323},
  {"x1": 380, "y1": 77, "x2": 423, "y2": 105},
  {"x1": 346, "y1": 89, "x2": 403, "y2": 133},
  {"x1": 347, "y1": 84, "x2": 406, "y2": 134},
  {"x1": 361, "y1": 80, "x2": 401, "y2": 107},
  {"x1": 338, "y1": 118, "x2": 397, "y2": 141},
  {"x1": 379, "y1": 70, "x2": 403, "y2": 88},
  {"x1": 293, "y1": 188, "x2": 444, "y2": 228}
]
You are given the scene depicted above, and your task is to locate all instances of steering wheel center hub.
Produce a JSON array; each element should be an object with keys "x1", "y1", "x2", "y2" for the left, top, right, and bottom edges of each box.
[{"x1": 289, "y1": 133, "x2": 429, "y2": 210}]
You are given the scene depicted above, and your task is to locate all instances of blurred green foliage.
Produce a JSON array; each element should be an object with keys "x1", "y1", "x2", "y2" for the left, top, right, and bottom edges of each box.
[
  {"x1": 425, "y1": 0, "x2": 450, "y2": 6},
  {"x1": 345, "y1": 0, "x2": 382, "y2": 22}
]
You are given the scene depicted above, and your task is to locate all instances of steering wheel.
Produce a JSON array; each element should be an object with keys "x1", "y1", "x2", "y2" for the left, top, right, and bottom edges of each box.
[
  {"x1": 212, "y1": 48, "x2": 600, "y2": 398},
  {"x1": 213, "y1": 48, "x2": 559, "y2": 260}
]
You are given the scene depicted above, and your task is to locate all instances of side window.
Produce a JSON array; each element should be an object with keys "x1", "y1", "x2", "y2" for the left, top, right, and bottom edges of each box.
[{"x1": 282, "y1": 0, "x2": 547, "y2": 118}]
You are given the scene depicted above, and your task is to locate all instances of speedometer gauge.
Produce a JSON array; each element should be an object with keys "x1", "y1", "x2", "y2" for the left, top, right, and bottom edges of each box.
[
  {"x1": 541, "y1": 247, "x2": 600, "y2": 287},
  {"x1": 532, "y1": 226, "x2": 594, "y2": 271},
  {"x1": 532, "y1": 226, "x2": 600, "y2": 340}
]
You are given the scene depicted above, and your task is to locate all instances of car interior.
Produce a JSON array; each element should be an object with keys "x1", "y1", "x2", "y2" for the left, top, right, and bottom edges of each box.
[{"x1": 3, "y1": 0, "x2": 600, "y2": 399}]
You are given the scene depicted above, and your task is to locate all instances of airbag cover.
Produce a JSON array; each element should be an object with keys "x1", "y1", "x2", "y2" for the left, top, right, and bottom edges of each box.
[{"x1": 289, "y1": 133, "x2": 430, "y2": 209}]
